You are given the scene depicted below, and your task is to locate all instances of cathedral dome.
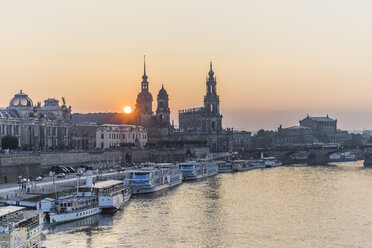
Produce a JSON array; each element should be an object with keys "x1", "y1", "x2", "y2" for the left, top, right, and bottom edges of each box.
[
  {"x1": 9, "y1": 90, "x2": 33, "y2": 108},
  {"x1": 157, "y1": 84, "x2": 168, "y2": 99},
  {"x1": 137, "y1": 90, "x2": 153, "y2": 101}
]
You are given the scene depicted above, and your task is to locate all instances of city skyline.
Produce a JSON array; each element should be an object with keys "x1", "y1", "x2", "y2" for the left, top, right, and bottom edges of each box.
[{"x1": 1, "y1": 1, "x2": 372, "y2": 131}]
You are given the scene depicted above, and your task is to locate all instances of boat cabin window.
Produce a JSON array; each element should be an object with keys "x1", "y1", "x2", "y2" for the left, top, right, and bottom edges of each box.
[
  {"x1": 181, "y1": 164, "x2": 194, "y2": 169},
  {"x1": 133, "y1": 172, "x2": 151, "y2": 179}
]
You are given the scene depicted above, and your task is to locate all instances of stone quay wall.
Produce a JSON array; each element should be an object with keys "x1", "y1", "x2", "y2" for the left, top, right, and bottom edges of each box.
[{"x1": 0, "y1": 147, "x2": 210, "y2": 169}]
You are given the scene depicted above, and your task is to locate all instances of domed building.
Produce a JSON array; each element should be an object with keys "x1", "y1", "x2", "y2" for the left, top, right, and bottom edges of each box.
[
  {"x1": 0, "y1": 90, "x2": 72, "y2": 150},
  {"x1": 135, "y1": 59, "x2": 153, "y2": 117},
  {"x1": 156, "y1": 84, "x2": 170, "y2": 125},
  {"x1": 133, "y1": 58, "x2": 174, "y2": 143}
]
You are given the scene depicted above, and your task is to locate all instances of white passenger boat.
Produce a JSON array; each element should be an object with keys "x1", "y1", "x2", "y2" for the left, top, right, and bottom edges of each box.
[
  {"x1": 0, "y1": 206, "x2": 44, "y2": 248},
  {"x1": 178, "y1": 161, "x2": 218, "y2": 180},
  {"x1": 231, "y1": 160, "x2": 253, "y2": 171},
  {"x1": 95, "y1": 180, "x2": 131, "y2": 212},
  {"x1": 47, "y1": 167, "x2": 102, "y2": 225},
  {"x1": 246, "y1": 153, "x2": 282, "y2": 168},
  {"x1": 245, "y1": 159, "x2": 266, "y2": 169},
  {"x1": 48, "y1": 195, "x2": 101, "y2": 226},
  {"x1": 124, "y1": 163, "x2": 182, "y2": 194},
  {"x1": 262, "y1": 157, "x2": 282, "y2": 167}
]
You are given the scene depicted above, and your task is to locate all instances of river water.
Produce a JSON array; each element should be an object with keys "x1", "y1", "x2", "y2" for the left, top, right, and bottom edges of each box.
[{"x1": 42, "y1": 161, "x2": 372, "y2": 247}]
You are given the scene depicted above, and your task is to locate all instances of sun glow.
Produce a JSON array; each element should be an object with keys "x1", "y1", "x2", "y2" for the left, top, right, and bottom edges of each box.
[{"x1": 124, "y1": 106, "x2": 132, "y2": 114}]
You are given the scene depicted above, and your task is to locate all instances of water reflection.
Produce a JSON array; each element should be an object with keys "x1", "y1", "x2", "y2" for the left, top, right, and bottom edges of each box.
[{"x1": 43, "y1": 161, "x2": 372, "y2": 247}]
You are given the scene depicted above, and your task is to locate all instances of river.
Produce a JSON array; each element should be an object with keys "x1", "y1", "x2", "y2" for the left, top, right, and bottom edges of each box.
[{"x1": 42, "y1": 161, "x2": 372, "y2": 247}]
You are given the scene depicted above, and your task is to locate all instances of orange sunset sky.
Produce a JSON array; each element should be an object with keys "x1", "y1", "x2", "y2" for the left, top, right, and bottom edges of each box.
[{"x1": 1, "y1": 1, "x2": 372, "y2": 131}]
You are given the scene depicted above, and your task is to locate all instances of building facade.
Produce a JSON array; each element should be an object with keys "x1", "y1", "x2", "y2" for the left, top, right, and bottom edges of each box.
[
  {"x1": 96, "y1": 124, "x2": 148, "y2": 149},
  {"x1": 0, "y1": 91, "x2": 72, "y2": 150},
  {"x1": 71, "y1": 122, "x2": 98, "y2": 150},
  {"x1": 273, "y1": 115, "x2": 349, "y2": 147},
  {"x1": 178, "y1": 63, "x2": 250, "y2": 152}
]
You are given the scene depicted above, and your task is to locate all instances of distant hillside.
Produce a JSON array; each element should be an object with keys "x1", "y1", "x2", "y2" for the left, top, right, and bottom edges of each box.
[{"x1": 72, "y1": 112, "x2": 136, "y2": 125}]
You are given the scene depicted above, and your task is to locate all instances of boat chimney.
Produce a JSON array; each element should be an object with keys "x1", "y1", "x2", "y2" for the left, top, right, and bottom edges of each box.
[
  {"x1": 260, "y1": 153, "x2": 264, "y2": 159},
  {"x1": 86, "y1": 166, "x2": 93, "y2": 188}
]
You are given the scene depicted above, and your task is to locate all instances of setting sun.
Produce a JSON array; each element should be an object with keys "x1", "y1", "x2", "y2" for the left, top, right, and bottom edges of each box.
[{"x1": 124, "y1": 106, "x2": 132, "y2": 114}]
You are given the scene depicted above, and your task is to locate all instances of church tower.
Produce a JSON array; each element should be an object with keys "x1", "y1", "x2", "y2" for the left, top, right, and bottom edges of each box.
[
  {"x1": 204, "y1": 62, "x2": 220, "y2": 114},
  {"x1": 135, "y1": 56, "x2": 153, "y2": 116},
  {"x1": 156, "y1": 84, "x2": 170, "y2": 125},
  {"x1": 203, "y1": 62, "x2": 222, "y2": 132}
]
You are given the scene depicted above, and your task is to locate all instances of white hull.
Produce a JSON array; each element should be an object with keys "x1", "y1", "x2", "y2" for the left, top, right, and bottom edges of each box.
[
  {"x1": 99, "y1": 192, "x2": 131, "y2": 211},
  {"x1": 132, "y1": 180, "x2": 182, "y2": 194},
  {"x1": 50, "y1": 207, "x2": 101, "y2": 225},
  {"x1": 183, "y1": 171, "x2": 217, "y2": 181},
  {"x1": 99, "y1": 193, "x2": 123, "y2": 211}
]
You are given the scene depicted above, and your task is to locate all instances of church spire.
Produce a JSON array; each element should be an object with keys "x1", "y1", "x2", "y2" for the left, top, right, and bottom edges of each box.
[
  {"x1": 142, "y1": 55, "x2": 148, "y2": 81},
  {"x1": 141, "y1": 55, "x2": 149, "y2": 90},
  {"x1": 208, "y1": 61, "x2": 214, "y2": 77},
  {"x1": 144, "y1": 55, "x2": 146, "y2": 75}
]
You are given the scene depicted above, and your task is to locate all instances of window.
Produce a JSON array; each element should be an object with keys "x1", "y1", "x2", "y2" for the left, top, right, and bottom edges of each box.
[
  {"x1": 101, "y1": 133, "x2": 104, "y2": 139},
  {"x1": 122, "y1": 134, "x2": 125, "y2": 139}
]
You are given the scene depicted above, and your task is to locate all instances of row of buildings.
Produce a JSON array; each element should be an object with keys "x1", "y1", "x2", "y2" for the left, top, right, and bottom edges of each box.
[
  {"x1": 0, "y1": 60, "x2": 251, "y2": 152},
  {"x1": 132, "y1": 60, "x2": 251, "y2": 152},
  {"x1": 1, "y1": 60, "x2": 352, "y2": 152}
]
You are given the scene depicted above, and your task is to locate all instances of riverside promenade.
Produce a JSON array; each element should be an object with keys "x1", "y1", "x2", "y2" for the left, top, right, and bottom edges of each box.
[{"x1": 0, "y1": 170, "x2": 124, "y2": 204}]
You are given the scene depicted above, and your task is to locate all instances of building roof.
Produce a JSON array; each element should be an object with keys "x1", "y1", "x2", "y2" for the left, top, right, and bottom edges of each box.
[
  {"x1": 0, "y1": 109, "x2": 19, "y2": 118},
  {"x1": 303, "y1": 116, "x2": 336, "y2": 122},
  {"x1": 309, "y1": 117, "x2": 335, "y2": 121},
  {"x1": 0, "y1": 206, "x2": 25, "y2": 217},
  {"x1": 286, "y1": 126, "x2": 313, "y2": 129},
  {"x1": 99, "y1": 124, "x2": 146, "y2": 132},
  {"x1": 92, "y1": 180, "x2": 123, "y2": 189}
]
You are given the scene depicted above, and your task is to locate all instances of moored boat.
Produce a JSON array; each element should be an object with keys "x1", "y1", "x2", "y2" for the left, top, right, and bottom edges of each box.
[
  {"x1": 263, "y1": 157, "x2": 282, "y2": 167},
  {"x1": 0, "y1": 206, "x2": 44, "y2": 248},
  {"x1": 231, "y1": 160, "x2": 252, "y2": 171},
  {"x1": 47, "y1": 167, "x2": 102, "y2": 225},
  {"x1": 95, "y1": 180, "x2": 132, "y2": 212},
  {"x1": 217, "y1": 161, "x2": 233, "y2": 173},
  {"x1": 124, "y1": 163, "x2": 182, "y2": 194},
  {"x1": 178, "y1": 160, "x2": 218, "y2": 180}
]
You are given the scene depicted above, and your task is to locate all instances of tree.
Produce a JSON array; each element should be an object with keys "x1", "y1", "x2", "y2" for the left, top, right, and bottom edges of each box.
[
  {"x1": 252, "y1": 129, "x2": 275, "y2": 148},
  {"x1": 1, "y1": 135, "x2": 18, "y2": 150},
  {"x1": 347, "y1": 134, "x2": 364, "y2": 147}
]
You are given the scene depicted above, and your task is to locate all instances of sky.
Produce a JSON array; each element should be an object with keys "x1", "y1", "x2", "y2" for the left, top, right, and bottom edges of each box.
[{"x1": 1, "y1": 0, "x2": 372, "y2": 131}]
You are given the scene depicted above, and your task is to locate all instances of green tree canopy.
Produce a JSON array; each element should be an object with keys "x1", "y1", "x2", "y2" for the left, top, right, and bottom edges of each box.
[
  {"x1": 347, "y1": 134, "x2": 364, "y2": 147},
  {"x1": 252, "y1": 129, "x2": 275, "y2": 148}
]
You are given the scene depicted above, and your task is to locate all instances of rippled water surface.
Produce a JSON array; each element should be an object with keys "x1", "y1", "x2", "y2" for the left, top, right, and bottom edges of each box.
[{"x1": 42, "y1": 161, "x2": 372, "y2": 247}]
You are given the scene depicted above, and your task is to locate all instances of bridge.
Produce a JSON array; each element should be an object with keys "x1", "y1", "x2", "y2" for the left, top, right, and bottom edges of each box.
[{"x1": 239, "y1": 147, "x2": 364, "y2": 165}]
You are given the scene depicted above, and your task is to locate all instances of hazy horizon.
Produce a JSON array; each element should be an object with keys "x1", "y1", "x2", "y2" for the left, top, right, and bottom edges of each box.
[{"x1": 1, "y1": 1, "x2": 372, "y2": 131}]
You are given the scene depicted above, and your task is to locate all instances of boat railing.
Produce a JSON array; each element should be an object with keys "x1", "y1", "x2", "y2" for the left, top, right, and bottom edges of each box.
[{"x1": 53, "y1": 204, "x2": 98, "y2": 214}]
